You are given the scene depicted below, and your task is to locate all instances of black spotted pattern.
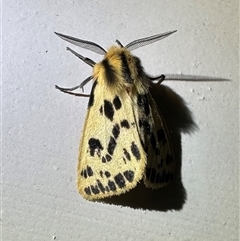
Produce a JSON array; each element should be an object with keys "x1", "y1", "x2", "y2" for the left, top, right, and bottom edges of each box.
[
  {"x1": 137, "y1": 94, "x2": 150, "y2": 116},
  {"x1": 91, "y1": 185, "x2": 100, "y2": 194},
  {"x1": 84, "y1": 187, "x2": 91, "y2": 195},
  {"x1": 108, "y1": 180, "x2": 117, "y2": 191},
  {"x1": 97, "y1": 180, "x2": 105, "y2": 193},
  {"x1": 107, "y1": 137, "x2": 117, "y2": 155},
  {"x1": 114, "y1": 173, "x2": 126, "y2": 188},
  {"x1": 104, "y1": 100, "x2": 114, "y2": 121},
  {"x1": 88, "y1": 138, "x2": 103, "y2": 156},
  {"x1": 112, "y1": 124, "x2": 120, "y2": 139},
  {"x1": 113, "y1": 96, "x2": 122, "y2": 110},
  {"x1": 139, "y1": 119, "x2": 151, "y2": 136},
  {"x1": 101, "y1": 154, "x2": 112, "y2": 163},
  {"x1": 123, "y1": 148, "x2": 131, "y2": 161},
  {"x1": 86, "y1": 166, "x2": 93, "y2": 177},
  {"x1": 105, "y1": 171, "x2": 111, "y2": 178},
  {"x1": 123, "y1": 170, "x2": 134, "y2": 182},
  {"x1": 99, "y1": 106, "x2": 103, "y2": 114},
  {"x1": 80, "y1": 167, "x2": 95, "y2": 179},
  {"x1": 82, "y1": 170, "x2": 87, "y2": 178},
  {"x1": 121, "y1": 119, "x2": 130, "y2": 129},
  {"x1": 105, "y1": 154, "x2": 112, "y2": 162},
  {"x1": 101, "y1": 156, "x2": 106, "y2": 163},
  {"x1": 131, "y1": 142, "x2": 141, "y2": 160}
]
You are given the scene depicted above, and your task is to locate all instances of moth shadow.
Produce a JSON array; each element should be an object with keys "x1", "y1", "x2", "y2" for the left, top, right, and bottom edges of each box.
[{"x1": 99, "y1": 84, "x2": 197, "y2": 211}]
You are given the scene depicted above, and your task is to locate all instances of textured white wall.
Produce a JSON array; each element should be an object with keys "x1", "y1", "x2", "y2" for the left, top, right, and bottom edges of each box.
[{"x1": 3, "y1": 1, "x2": 239, "y2": 240}]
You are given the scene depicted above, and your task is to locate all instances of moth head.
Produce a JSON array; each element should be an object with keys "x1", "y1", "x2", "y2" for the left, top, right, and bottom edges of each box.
[
  {"x1": 93, "y1": 46, "x2": 146, "y2": 93},
  {"x1": 55, "y1": 30, "x2": 176, "y2": 93}
]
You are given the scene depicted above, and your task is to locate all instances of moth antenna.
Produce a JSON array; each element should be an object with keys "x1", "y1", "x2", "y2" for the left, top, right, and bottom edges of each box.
[
  {"x1": 116, "y1": 39, "x2": 123, "y2": 47},
  {"x1": 55, "y1": 76, "x2": 93, "y2": 93},
  {"x1": 66, "y1": 47, "x2": 95, "y2": 67},
  {"x1": 125, "y1": 30, "x2": 177, "y2": 51},
  {"x1": 55, "y1": 32, "x2": 106, "y2": 55}
]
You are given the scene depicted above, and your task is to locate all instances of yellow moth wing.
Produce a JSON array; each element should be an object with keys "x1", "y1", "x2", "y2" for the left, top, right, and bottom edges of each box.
[{"x1": 77, "y1": 81, "x2": 146, "y2": 200}]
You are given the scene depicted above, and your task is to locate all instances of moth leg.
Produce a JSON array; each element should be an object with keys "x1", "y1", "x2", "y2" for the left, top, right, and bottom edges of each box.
[
  {"x1": 156, "y1": 74, "x2": 165, "y2": 84},
  {"x1": 148, "y1": 74, "x2": 165, "y2": 85}
]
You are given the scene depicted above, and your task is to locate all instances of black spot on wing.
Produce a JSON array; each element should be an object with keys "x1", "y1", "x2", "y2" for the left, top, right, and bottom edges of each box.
[
  {"x1": 113, "y1": 96, "x2": 122, "y2": 110},
  {"x1": 102, "y1": 59, "x2": 117, "y2": 84},
  {"x1": 101, "y1": 154, "x2": 112, "y2": 163},
  {"x1": 82, "y1": 170, "x2": 87, "y2": 178},
  {"x1": 81, "y1": 166, "x2": 93, "y2": 178},
  {"x1": 91, "y1": 185, "x2": 100, "y2": 194},
  {"x1": 105, "y1": 171, "x2": 111, "y2": 178},
  {"x1": 131, "y1": 142, "x2": 141, "y2": 160},
  {"x1": 120, "y1": 53, "x2": 133, "y2": 83},
  {"x1": 123, "y1": 148, "x2": 131, "y2": 161},
  {"x1": 121, "y1": 119, "x2": 130, "y2": 129},
  {"x1": 105, "y1": 154, "x2": 112, "y2": 162},
  {"x1": 88, "y1": 138, "x2": 103, "y2": 156},
  {"x1": 104, "y1": 100, "x2": 114, "y2": 121},
  {"x1": 137, "y1": 94, "x2": 150, "y2": 116},
  {"x1": 101, "y1": 156, "x2": 106, "y2": 163},
  {"x1": 100, "y1": 170, "x2": 111, "y2": 178},
  {"x1": 112, "y1": 124, "x2": 120, "y2": 139},
  {"x1": 123, "y1": 170, "x2": 134, "y2": 182},
  {"x1": 99, "y1": 106, "x2": 103, "y2": 114},
  {"x1": 114, "y1": 173, "x2": 126, "y2": 188},
  {"x1": 86, "y1": 166, "x2": 93, "y2": 177},
  {"x1": 84, "y1": 187, "x2": 91, "y2": 195},
  {"x1": 107, "y1": 137, "x2": 117, "y2": 155},
  {"x1": 139, "y1": 119, "x2": 151, "y2": 135},
  {"x1": 88, "y1": 81, "x2": 97, "y2": 108},
  {"x1": 108, "y1": 180, "x2": 116, "y2": 191},
  {"x1": 97, "y1": 180, "x2": 105, "y2": 193}
]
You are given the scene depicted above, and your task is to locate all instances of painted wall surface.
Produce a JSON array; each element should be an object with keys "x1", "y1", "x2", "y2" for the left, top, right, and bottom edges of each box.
[{"x1": 3, "y1": 1, "x2": 239, "y2": 240}]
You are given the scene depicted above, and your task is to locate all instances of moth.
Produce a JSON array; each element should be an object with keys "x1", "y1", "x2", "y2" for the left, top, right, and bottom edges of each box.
[{"x1": 55, "y1": 30, "x2": 177, "y2": 200}]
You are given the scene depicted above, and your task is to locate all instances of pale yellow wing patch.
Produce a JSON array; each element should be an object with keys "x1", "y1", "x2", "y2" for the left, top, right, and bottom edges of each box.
[{"x1": 77, "y1": 81, "x2": 146, "y2": 200}]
